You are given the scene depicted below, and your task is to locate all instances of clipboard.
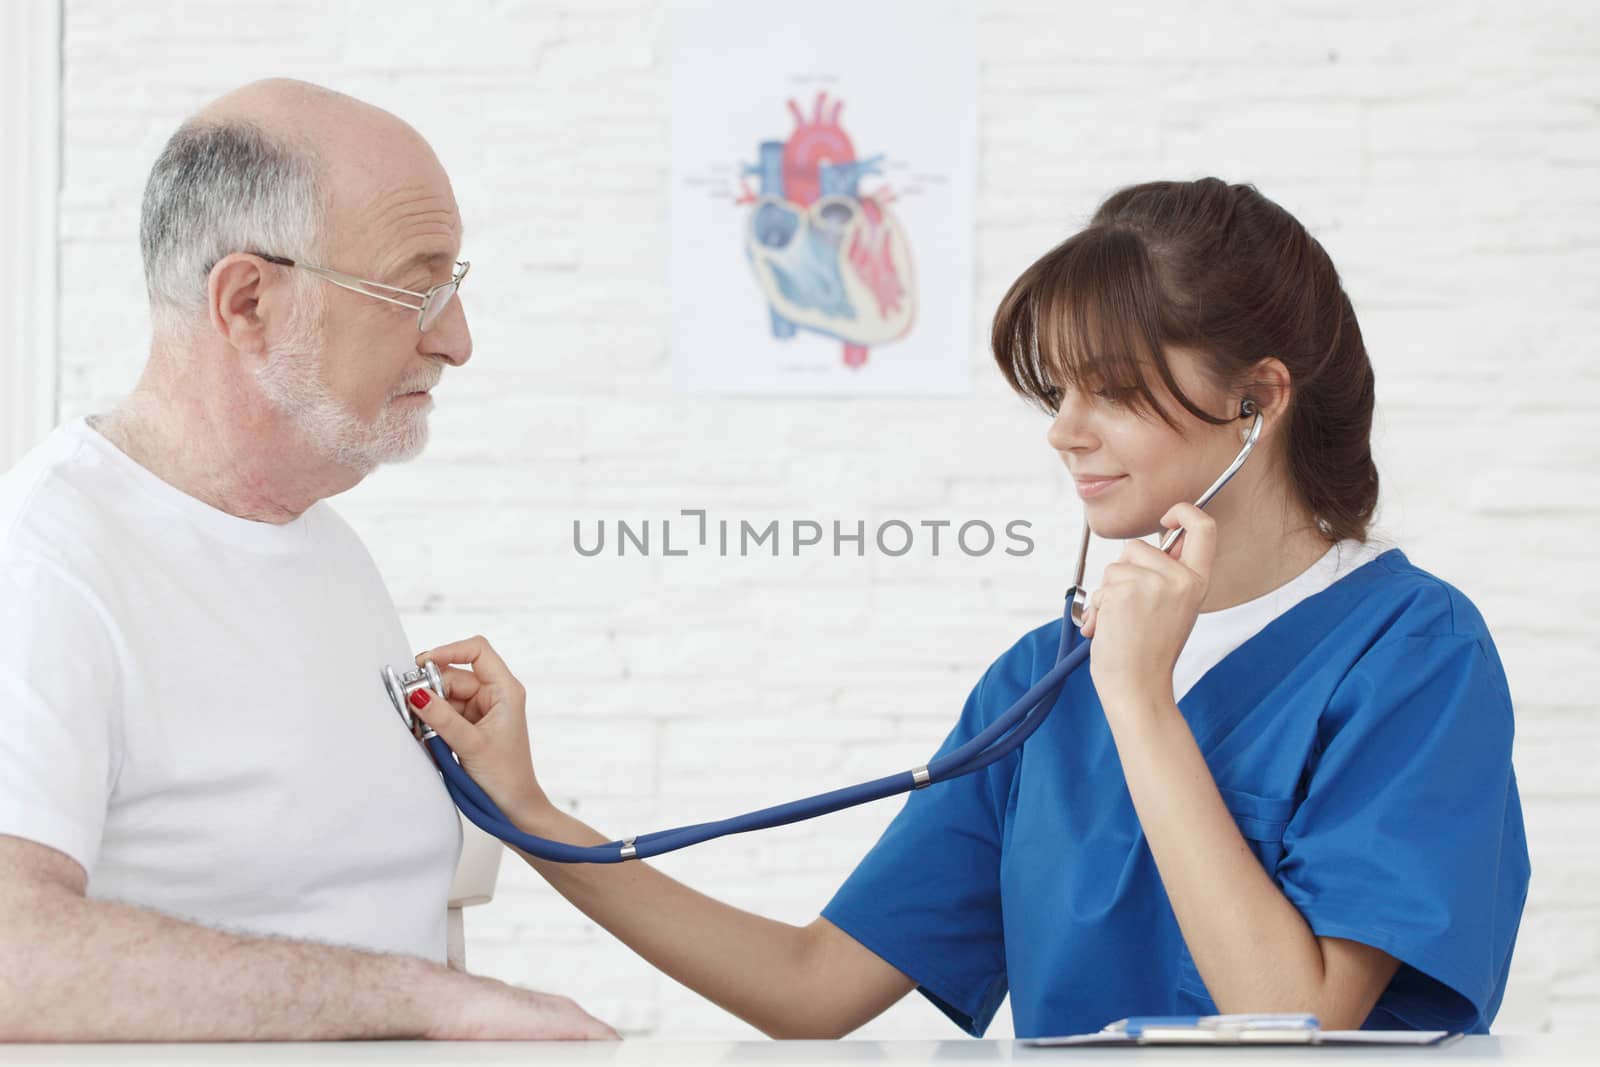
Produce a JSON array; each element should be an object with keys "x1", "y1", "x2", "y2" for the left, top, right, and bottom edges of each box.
[{"x1": 1024, "y1": 1013, "x2": 1462, "y2": 1047}]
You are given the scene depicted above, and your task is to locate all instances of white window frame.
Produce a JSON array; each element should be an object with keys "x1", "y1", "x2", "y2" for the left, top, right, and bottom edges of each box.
[{"x1": 1, "y1": 0, "x2": 61, "y2": 472}]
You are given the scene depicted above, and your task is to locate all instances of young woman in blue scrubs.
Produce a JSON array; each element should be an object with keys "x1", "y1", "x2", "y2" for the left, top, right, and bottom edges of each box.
[{"x1": 409, "y1": 179, "x2": 1530, "y2": 1039}]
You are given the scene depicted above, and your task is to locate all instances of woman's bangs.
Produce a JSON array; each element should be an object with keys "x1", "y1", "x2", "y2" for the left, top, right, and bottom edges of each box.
[{"x1": 991, "y1": 230, "x2": 1174, "y2": 422}]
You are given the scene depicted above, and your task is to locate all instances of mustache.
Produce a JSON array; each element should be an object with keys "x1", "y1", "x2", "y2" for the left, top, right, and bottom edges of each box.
[{"x1": 391, "y1": 369, "x2": 444, "y2": 398}]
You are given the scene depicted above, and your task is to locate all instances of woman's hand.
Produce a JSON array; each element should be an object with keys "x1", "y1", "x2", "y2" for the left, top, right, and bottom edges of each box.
[
  {"x1": 408, "y1": 635, "x2": 554, "y2": 830},
  {"x1": 1079, "y1": 503, "x2": 1216, "y2": 711}
]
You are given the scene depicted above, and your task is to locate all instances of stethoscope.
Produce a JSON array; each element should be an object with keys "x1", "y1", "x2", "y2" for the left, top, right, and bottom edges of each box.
[{"x1": 384, "y1": 400, "x2": 1263, "y2": 864}]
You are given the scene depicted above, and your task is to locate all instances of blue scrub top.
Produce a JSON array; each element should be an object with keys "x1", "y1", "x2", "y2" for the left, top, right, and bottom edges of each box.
[{"x1": 822, "y1": 549, "x2": 1530, "y2": 1038}]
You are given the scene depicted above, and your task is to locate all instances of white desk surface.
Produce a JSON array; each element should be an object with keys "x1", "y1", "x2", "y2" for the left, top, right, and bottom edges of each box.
[{"x1": 0, "y1": 1036, "x2": 1586, "y2": 1066}]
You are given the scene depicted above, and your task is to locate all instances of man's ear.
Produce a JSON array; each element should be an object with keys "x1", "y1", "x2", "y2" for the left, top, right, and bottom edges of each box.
[{"x1": 205, "y1": 253, "x2": 275, "y2": 363}]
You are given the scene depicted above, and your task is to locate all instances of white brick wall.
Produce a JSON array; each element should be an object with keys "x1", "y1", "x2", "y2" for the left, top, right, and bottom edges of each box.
[{"x1": 44, "y1": 0, "x2": 1600, "y2": 1039}]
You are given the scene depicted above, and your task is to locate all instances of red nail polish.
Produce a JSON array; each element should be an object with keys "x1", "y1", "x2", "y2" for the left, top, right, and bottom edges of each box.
[{"x1": 409, "y1": 688, "x2": 432, "y2": 710}]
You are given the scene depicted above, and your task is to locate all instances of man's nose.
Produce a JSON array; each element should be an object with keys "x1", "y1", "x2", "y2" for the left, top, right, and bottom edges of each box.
[{"x1": 422, "y1": 293, "x2": 472, "y2": 367}]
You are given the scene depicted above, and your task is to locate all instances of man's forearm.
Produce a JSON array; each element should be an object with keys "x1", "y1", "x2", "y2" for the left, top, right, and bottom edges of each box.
[{"x1": 0, "y1": 880, "x2": 447, "y2": 1042}]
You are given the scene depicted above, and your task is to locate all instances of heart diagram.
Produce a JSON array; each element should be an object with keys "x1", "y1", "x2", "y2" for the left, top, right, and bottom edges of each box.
[{"x1": 739, "y1": 92, "x2": 916, "y2": 369}]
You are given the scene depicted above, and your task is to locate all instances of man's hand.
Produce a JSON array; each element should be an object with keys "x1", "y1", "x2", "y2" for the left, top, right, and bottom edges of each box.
[{"x1": 424, "y1": 974, "x2": 618, "y2": 1041}]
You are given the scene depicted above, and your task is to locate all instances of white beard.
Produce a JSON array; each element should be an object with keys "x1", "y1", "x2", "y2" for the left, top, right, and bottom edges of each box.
[
  {"x1": 259, "y1": 363, "x2": 432, "y2": 473},
  {"x1": 254, "y1": 305, "x2": 436, "y2": 474}
]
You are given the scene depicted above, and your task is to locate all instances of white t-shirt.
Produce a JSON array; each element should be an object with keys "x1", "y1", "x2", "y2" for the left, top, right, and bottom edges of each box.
[
  {"x1": 1173, "y1": 538, "x2": 1387, "y2": 701},
  {"x1": 0, "y1": 418, "x2": 461, "y2": 962}
]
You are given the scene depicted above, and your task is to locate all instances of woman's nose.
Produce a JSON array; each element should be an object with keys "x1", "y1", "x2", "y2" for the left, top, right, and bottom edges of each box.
[{"x1": 1046, "y1": 394, "x2": 1095, "y2": 453}]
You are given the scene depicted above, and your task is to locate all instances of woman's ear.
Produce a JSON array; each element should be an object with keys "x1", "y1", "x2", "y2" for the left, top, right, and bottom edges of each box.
[{"x1": 1242, "y1": 357, "x2": 1294, "y2": 426}]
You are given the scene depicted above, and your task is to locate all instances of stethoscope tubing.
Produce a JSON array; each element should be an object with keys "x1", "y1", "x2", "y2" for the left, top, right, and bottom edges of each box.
[{"x1": 427, "y1": 634, "x2": 1090, "y2": 863}]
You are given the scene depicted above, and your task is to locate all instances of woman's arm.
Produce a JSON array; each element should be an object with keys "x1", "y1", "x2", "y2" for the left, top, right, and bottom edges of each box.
[
  {"x1": 407, "y1": 636, "x2": 915, "y2": 1039},
  {"x1": 1102, "y1": 694, "x2": 1399, "y2": 1028},
  {"x1": 515, "y1": 805, "x2": 914, "y2": 1038},
  {"x1": 1082, "y1": 505, "x2": 1399, "y2": 1029}
]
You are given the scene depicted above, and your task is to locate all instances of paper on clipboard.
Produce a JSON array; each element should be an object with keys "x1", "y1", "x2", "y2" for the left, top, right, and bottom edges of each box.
[{"x1": 1025, "y1": 1029, "x2": 1461, "y2": 1048}]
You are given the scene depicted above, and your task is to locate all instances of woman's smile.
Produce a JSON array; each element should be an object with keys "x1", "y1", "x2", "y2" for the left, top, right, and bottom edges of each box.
[{"x1": 1074, "y1": 474, "x2": 1127, "y2": 498}]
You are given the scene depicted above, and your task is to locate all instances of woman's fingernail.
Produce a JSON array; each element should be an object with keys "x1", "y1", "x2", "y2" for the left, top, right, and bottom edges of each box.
[{"x1": 409, "y1": 688, "x2": 432, "y2": 710}]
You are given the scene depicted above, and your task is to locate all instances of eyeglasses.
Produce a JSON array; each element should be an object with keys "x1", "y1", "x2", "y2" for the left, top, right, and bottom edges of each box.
[{"x1": 249, "y1": 252, "x2": 470, "y2": 333}]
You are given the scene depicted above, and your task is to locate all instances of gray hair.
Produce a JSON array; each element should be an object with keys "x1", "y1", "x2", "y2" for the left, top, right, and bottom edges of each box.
[{"x1": 139, "y1": 118, "x2": 325, "y2": 339}]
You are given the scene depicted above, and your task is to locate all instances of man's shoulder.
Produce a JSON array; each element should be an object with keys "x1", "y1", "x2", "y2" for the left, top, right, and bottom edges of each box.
[
  {"x1": 308, "y1": 498, "x2": 365, "y2": 544},
  {"x1": 0, "y1": 421, "x2": 120, "y2": 571}
]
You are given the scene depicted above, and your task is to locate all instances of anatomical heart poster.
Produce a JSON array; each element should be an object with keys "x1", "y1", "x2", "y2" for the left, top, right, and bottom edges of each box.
[{"x1": 670, "y1": 0, "x2": 977, "y2": 394}]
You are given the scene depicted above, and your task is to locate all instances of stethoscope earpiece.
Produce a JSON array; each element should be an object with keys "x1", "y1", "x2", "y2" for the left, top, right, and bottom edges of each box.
[{"x1": 1239, "y1": 399, "x2": 1259, "y2": 440}]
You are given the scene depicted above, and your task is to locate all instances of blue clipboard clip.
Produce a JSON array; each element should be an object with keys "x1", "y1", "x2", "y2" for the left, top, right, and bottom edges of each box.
[{"x1": 1110, "y1": 1013, "x2": 1319, "y2": 1042}]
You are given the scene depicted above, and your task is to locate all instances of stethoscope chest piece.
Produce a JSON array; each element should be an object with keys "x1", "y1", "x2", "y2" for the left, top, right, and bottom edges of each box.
[{"x1": 382, "y1": 661, "x2": 446, "y2": 739}]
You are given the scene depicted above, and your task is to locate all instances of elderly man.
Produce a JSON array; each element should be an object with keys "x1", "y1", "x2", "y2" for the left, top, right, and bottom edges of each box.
[{"x1": 0, "y1": 80, "x2": 611, "y2": 1041}]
